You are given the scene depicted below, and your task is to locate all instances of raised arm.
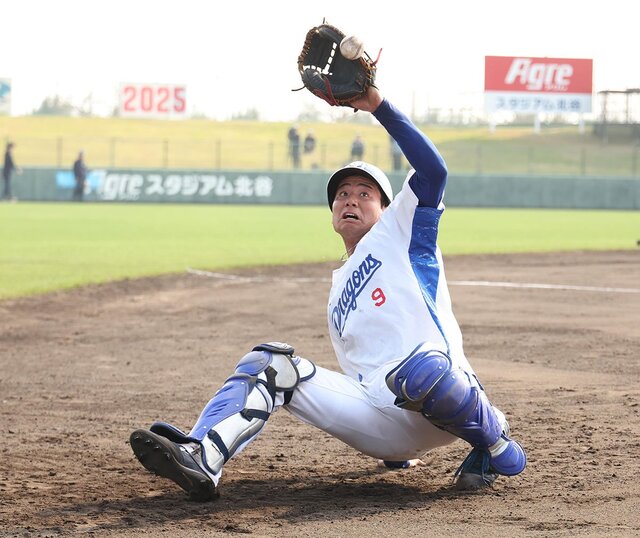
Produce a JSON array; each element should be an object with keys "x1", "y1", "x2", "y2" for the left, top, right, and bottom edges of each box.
[
  {"x1": 350, "y1": 88, "x2": 448, "y2": 208},
  {"x1": 374, "y1": 99, "x2": 448, "y2": 207}
]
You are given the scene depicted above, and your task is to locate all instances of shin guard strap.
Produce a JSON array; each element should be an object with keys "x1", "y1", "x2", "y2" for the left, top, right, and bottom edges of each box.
[
  {"x1": 241, "y1": 409, "x2": 270, "y2": 421},
  {"x1": 207, "y1": 430, "x2": 230, "y2": 462}
]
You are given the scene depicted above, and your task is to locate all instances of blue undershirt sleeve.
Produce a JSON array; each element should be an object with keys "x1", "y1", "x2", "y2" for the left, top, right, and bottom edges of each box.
[{"x1": 372, "y1": 99, "x2": 448, "y2": 208}]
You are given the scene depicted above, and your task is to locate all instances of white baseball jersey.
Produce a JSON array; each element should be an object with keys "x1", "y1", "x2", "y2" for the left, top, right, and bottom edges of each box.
[
  {"x1": 327, "y1": 181, "x2": 474, "y2": 382},
  {"x1": 286, "y1": 184, "x2": 467, "y2": 460}
]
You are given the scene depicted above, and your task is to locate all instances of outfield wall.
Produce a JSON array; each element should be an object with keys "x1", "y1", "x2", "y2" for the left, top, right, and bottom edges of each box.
[{"x1": 9, "y1": 167, "x2": 640, "y2": 209}]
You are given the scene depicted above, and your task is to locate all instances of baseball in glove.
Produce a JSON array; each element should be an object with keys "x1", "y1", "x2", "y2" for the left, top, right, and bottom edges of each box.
[{"x1": 295, "y1": 23, "x2": 379, "y2": 107}]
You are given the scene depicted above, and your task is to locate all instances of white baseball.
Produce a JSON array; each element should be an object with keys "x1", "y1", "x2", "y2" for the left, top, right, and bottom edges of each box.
[{"x1": 339, "y1": 36, "x2": 364, "y2": 60}]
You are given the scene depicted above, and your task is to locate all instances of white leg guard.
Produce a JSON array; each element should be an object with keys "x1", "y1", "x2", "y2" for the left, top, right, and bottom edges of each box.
[{"x1": 150, "y1": 342, "x2": 315, "y2": 482}]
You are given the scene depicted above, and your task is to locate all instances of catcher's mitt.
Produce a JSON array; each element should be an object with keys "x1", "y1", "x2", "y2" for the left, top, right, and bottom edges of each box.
[{"x1": 296, "y1": 23, "x2": 378, "y2": 107}]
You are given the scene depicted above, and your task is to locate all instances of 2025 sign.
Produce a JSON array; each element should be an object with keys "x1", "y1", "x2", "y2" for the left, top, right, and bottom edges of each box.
[{"x1": 119, "y1": 83, "x2": 187, "y2": 118}]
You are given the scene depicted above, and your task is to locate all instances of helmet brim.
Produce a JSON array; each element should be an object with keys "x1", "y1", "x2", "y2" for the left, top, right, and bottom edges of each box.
[{"x1": 327, "y1": 161, "x2": 393, "y2": 209}]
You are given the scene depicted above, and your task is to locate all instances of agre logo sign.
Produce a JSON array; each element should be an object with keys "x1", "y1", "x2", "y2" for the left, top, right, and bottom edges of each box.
[
  {"x1": 505, "y1": 59, "x2": 573, "y2": 91},
  {"x1": 484, "y1": 56, "x2": 593, "y2": 113},
  {"x1": 485, "y1": 56, "x2": 592, "y2": 94}
]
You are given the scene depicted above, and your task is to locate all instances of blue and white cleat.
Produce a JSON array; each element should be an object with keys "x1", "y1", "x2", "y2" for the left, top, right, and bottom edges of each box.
[
  {"x1": 454, "y1": 440, "x2": 526, "y2": 490},
  {"x1": 454, "y1": 447, "x2": 499, "y2": 490}
]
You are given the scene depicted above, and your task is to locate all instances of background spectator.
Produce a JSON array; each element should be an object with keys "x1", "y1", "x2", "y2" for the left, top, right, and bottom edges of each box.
[
  {"x1": 2, "y1": 142, "x2": 21, "y2": 201},
  {"x1": 72, "y1": 151, "x2": 88, "y2": 201},
  {"x1": 303, "y1": 131, "x2": 316, "y2": 154},
  {"x1": 303, "y1": 131, "x2": 318, "y2": 169},
  {"x1": 287, "y1": 125, "x2": 301, "y2": 168},
  {"x1": 351, "y1": 135, "x2": 364, "y2": 161}
]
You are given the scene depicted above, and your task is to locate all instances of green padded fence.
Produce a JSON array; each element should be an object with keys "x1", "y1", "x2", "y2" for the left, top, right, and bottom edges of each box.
[{"x1": 7, "y1": 167, "x2": 640, "y2": 209}]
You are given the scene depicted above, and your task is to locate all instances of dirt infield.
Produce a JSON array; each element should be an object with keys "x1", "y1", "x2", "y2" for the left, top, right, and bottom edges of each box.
[{"x1": 1, "y1": 250, "x2": 639, "y2": 537}]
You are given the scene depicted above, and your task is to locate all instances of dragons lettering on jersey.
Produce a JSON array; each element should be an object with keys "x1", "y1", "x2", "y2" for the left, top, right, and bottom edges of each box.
[{"x1": 331, "y1": 254, "x2": 382, "y2": 336}]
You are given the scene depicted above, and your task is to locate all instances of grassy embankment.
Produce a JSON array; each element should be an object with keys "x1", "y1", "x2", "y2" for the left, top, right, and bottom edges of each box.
[{"x1": 1, "y1": 115, "x2": 638, "y2": 176}]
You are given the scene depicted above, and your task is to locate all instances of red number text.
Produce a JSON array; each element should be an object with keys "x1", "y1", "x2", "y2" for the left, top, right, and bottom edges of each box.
[{"x1": 372, "y1": 288, "x2": 386, "y2": 307}]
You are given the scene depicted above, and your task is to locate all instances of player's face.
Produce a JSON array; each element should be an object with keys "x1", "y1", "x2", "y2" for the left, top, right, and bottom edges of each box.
[{"x1": 331, "y1": 175, "x2": 385, "y2": 245}]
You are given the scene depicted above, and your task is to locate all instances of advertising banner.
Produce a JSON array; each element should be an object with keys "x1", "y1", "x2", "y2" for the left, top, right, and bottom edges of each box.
[
  {"x1": 0, "y1": 78, "x2": 11, "y2": 115},
  {"x1": 55, "y1": 170, "x2": 276, "y2": 202},
  {"x1": 119, "y1": 83, "x2": 187, "y2": 118},
  {"x1": 484, "y1": 56, "x2": 593, "y2": 113}
]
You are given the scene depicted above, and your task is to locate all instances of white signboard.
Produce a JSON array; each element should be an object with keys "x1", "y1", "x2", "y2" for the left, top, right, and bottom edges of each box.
[{"x1": 484, "y1": 93, "x2": 592, "y2": 114}]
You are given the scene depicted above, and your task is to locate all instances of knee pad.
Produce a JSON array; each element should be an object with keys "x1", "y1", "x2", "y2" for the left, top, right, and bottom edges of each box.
[
  {"x1": 236, "y1": 342, "x2": 316, "y2": 402},
  {"x1": 386, "y1": 348, "x2": 502, "y2": 449},
  {"x1": 386, "y1": 349, "x2": 455, "y2": 412}
]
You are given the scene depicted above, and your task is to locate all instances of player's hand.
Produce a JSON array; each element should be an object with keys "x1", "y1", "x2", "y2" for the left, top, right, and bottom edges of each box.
[{"x1": 350, "y1": 86, "x2": 383, "y2": 113}]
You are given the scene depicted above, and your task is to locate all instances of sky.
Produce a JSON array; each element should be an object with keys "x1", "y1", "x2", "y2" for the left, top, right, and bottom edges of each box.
[{"x1": 1, "y1": 0, "x2": 638, "y2": 121}]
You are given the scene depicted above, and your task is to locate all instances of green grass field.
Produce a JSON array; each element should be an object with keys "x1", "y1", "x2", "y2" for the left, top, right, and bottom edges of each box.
[{"x1": 1, "y1": 202, "x2": 637, "y2": 299}]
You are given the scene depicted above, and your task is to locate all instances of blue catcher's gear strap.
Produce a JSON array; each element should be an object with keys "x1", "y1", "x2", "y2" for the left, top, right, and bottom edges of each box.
[
  {"x1": 383, "y1": 460, "x2": 411, "y2": 469},
  {"x1": 252, "y1": 341, "x2": 295, "y2": 356},
  {"x1": 258, "y1": 364, "x2": 278, "y2": 404},
  {"x1": 206, "y1": 430, "x2": 230, "y2": 462}
]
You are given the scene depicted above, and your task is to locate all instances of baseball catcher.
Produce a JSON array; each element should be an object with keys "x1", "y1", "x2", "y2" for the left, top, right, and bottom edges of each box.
[{"x1": 130, "y1": 24, "x2": 526, "y2": 501}]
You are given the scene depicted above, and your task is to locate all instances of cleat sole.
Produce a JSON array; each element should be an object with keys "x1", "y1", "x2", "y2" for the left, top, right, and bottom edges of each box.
[
  {"x1": 455, "y1": 470, "x2": 498, "y2": 491},
  {"x1": 130, "y1": 429, "x2": 218, "y2": 502}
]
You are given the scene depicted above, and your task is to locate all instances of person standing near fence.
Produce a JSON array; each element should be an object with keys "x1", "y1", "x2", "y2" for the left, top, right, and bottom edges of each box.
[
  {"x1": 2, "y1": 142, "x2": 21, "y2": 201},
  {"x1": 351, "y1": 135, "x2": 365, "y2": 161},
  {"x1": 287, "y1": 125, "x2": 301, "y2": 168},
  {"x1": 72, "y1": 151, "x2": 88, "y2": 202},
  {"x1": 303, "y1": 130, "x2": 317, "y2": 169}
]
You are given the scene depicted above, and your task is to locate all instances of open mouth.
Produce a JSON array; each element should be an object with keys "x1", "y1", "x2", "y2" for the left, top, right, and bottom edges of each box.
[{"x1": 343, "y1": 212, "x2": 359, "y2": 220}]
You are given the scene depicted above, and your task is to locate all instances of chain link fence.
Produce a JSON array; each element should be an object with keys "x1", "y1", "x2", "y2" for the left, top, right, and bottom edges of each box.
[{"x1": 5, "y1": 135, "x2": 640, "y2": 177}]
